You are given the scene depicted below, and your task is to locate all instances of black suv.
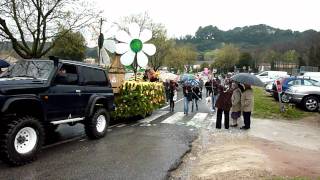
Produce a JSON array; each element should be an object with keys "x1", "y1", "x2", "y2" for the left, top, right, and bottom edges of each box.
[{"x1": 0, "y1": 57, "x2": 114, "y2": 166}]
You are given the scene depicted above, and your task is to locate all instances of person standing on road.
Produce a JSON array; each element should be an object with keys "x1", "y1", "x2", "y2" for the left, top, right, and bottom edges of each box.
[
  {"x1": 215, "y1": 82, "x2": 233, "y2": 129},
  {"x1": 183, "y1": 84, "x2": 192, "y2": 115},
  {"x1": 230, "y1": 82, "x2": 242, "y2": 127},
  {"x1": 205, "y1": 80, "x2": 211, "y2": 97},
  {"x1": 199, "y1": 78, "x2": 204, "y2": 92},
  {"x1": 169, "y1": 80, "x2": 178, "y2": 112},
  {"x1": 191, "y1": 86, "x2": 201, "y2": 112},
  {"x1": 211, "y1": 78, "x2": 220, "y2": 112},
  {"x1": 240, "y1": 84, "x2": 254, "y2": 130},
  {"x1": 164, "y1": 79, "x2": 170, "y2": 103}
]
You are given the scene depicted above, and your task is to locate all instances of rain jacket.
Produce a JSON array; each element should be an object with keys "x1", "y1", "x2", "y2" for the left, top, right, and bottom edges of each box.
[
  {"x1": 241, "y1": 88, "x2": 254, "y2": 112},
  {"x1": 231, "y1": 88, "x2": 242, "y2": 112}
]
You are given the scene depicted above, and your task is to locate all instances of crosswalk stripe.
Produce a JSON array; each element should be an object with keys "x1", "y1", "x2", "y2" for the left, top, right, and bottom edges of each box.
[
  {"x1": 186, "y1": 113, "x2": 208, "y2": 128},
  {"x1": 138, "y1": 111, "x2": 170, "y2": 124},
  {"x1": 161, "y1": 112, "x2": 185, "y2": 124}
]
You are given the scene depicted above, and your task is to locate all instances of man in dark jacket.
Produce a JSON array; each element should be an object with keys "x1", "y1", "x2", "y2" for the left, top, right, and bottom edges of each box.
[{"x1": 215, "y1": 82, "x2": 233, "y2": 129}]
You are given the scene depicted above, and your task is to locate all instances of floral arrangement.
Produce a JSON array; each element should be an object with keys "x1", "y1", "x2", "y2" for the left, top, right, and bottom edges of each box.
[{"x1": 112, "y1": 81, "x2": 165, "y2": 119}]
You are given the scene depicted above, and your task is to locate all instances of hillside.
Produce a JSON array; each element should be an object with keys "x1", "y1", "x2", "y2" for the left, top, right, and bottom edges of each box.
[{"x1": 176, "y1": 24, "x2": 319, "y2": 53}]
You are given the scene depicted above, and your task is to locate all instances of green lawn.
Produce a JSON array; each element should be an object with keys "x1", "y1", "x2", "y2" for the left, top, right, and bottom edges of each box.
[{"x1": 253, "y1": 87, "x2": 314, "y2": 120}]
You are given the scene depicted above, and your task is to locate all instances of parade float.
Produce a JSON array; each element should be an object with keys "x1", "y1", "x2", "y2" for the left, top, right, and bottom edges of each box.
[{"x1": 99, "y1": 23, "x2": 165, "y2": 120}]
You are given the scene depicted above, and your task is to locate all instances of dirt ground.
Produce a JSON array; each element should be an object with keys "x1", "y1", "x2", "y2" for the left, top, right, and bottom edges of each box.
[{"x1": 170, "y1": 115, "x2": 320, "y2": 180}]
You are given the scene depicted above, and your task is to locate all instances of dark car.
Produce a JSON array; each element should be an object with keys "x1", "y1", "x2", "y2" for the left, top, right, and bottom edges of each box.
[
  {"x1": 0, "y1": 57, "x2": 114, "y2": 166},
  {"x1": 272, "y1": 77, "x2": 318, "y2": 102}
]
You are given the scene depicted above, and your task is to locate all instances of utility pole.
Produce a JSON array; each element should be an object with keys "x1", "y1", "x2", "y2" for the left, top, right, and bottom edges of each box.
[{"x1": 98, "y1": 18, "x2": 103, "y2": 65}]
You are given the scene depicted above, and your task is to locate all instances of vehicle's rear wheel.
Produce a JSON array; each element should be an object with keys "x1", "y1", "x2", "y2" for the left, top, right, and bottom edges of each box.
[
  {"x1": 302, "y1": 96, "x2": 319, "y2": 112},
  {"x1": 0, "y1": 116, "x2": 44, "y2": 166},
  {"x1": 85, "y1": 108, "x2": 109, "y2": 139}
]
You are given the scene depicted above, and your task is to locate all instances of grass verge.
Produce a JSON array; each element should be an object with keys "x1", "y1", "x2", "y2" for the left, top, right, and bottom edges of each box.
[{"x1": 253, "y1": 87, "x2": 315, "y2": 120}]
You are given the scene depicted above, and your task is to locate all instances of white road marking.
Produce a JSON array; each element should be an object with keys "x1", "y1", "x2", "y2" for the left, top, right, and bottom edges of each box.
[
  {"x1": 138, "y1": 111, "x2": 170, "y2": 124},
  {"x1": 160, "y1": 98, "x2": 184, "y2": 110},
  {"x1": 116, "y1": 124, "x2": 126, "y2": 128},
  {"x1": 186, "y1": 113, "x2": 208, "y2": 128},
  {"x1": 161, "y1": 112, "x2": 185, "y2": 124}
]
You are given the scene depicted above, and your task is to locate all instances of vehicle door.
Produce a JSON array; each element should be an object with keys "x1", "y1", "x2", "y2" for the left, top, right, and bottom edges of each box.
[
  {"x1": 286, "y1": 79, "x2": 302, "y2": 90},
  {"x1": 45, "y1": 63, "x2": 85, "y2": 121},
  {"x1": 81, "y1": 67, "x2": 113, "y2": 113}
]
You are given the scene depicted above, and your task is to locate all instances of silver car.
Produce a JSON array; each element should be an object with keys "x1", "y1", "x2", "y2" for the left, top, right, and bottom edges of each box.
[{"x1": 284, "y1": 81, "x2": 320, "y2": 112}]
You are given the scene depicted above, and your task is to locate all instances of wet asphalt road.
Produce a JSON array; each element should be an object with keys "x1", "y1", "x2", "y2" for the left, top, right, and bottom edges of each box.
[{"x1": 0, "y1": 113, "x2": 197, "y2": 180}]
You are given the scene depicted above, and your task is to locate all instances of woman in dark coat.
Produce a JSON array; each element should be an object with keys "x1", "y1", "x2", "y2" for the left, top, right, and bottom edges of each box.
[
  {"x1": 215, "y1": 83, "x2": 233, "y2": 129},
  {"x1": 191, "y1": 86, "x2": 201, "y2": 112},
  {"x1": 169, "y1": 80, "x2": 178, "y2": 112}
]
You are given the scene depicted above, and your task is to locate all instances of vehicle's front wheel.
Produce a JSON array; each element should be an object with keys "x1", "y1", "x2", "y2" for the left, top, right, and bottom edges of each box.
[
  {"x1": 281, "y1": 93, "x2": 290, "y2": 103},
  {"x1": 85, "y1": 108, "x2": 109, "y2": 139},
  {"x1": 302, "y1": 96, "x2": 319, "y2": 112},
  {"x1": 0, "y1": 116, "x2": 44, "y2": 166}
]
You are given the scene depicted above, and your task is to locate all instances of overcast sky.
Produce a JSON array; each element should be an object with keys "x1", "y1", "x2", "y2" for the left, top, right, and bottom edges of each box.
[{"x1": 94, "y1": 0, "x2": 319, "y2": 38}]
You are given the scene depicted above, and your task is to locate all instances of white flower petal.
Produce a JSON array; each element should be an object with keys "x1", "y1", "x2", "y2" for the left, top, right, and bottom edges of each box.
[
  {"x1": 116, "y1": 30, "x2": 131, "y2": 43},
  {"x1": 100, "y1": 48, "x2": 110, "y2": 65},
  {"x1": 120, "y1": 51, "x2": 135, "y2": 66},
  {"x1": 137, "y1": 52, "x2": 148, "y2": 68},
  {"x1": 129, "y1": 23, "x2": 140, "y2": 39},
  {"x1": 142, "y1": 44, "x2": 156, "y2": 56},
  {"x1": 140, "y1": 29, "x2": 152, "y2": 43},
  {"x1": 115, "y1": 43, "x2": 130, "y2": 54},
  {"x1": 103, "y1": 40, "x2": 116, "y2": 53}
]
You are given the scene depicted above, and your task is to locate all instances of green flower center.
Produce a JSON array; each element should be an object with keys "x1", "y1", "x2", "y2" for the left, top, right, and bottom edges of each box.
[{"x1": 130, "y1": 39, "x2": 143, "y2": 53}]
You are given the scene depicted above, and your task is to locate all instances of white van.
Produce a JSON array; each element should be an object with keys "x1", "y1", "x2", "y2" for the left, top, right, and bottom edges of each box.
[
  {"x1": 256, "y1": 71, "x2": 289, "y2": 84},
  {"x1": 303, "y1": 72, "x2": 320, "y2": 82}
]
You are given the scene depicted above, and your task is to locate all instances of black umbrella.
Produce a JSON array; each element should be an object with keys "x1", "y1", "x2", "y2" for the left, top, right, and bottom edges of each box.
[
  {"x1": 231, "y1": 73, "x2": 264, "y2": 87},
  {"x1": 0, "y1": 59, "x2": 10, "y2": 68}
]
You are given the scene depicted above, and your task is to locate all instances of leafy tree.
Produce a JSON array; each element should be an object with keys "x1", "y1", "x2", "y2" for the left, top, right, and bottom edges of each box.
[
  {"x1": 213, "y1": 44, "x2": 240, "y2": 72},
  {"x1": 0, "y1": 0, "x2": 99, "y2": 59},
  {"x1": 309, "y1": 45, "x2": 320, "y2": 66},
  {"x1": 200, "y1": 62, "x2": 209, "y2": 71},
  {"x1": 50, "y1": 29, "x2": 86, "y2": 61},
  {"x1": 282, "y1": 50, "x2": 299, "y2": 63},
  {"x1": 237, "y1": 52, "x2": 253, "y2": 69},
  {"x1": 165, "y1": 45, "x2": 197, "y2": 72}
]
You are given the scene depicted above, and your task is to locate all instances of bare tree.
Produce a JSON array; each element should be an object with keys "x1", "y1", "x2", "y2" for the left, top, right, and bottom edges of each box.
[{"x1": 0, "y1": 0, "x2": 100, "y2": 59}]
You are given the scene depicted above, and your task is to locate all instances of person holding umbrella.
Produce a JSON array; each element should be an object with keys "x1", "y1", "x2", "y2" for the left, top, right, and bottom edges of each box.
[
  {"x1": 240, "y1": 84, "x2": 254, "y2": 130},
  {"x1": 183, "y1": 83, "x2": 193, "y2": 115},
  {"x1": 231, "y1": 73, "x2": 263, "y2": 130},
  {"x1": 169, "y1": 80, "x2": 178, "y2": 112}
]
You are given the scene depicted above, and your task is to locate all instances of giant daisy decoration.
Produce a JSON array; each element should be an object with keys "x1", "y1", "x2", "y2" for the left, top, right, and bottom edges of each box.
[{"x1": 115, "y1": 23, "x2": 156, "y2": 68}]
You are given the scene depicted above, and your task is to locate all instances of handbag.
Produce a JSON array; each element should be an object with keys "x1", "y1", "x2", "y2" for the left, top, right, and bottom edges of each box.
[{"x1": 173, "y1": 90, "x2": 178, "y2": 101}]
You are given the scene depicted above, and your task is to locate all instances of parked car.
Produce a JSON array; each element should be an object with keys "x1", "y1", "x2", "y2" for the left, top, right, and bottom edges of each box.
[
  {"x1": 284, "y1": 81, "x2": 320, "y2": 112},
  {"x1": 272, "y1": 77, "x2": 319, "y2": 103},
  {"x1": 256, "y1": 71, "x2": 289, "y2": 84},
  {"x1": 303, "y1": 72, "x2": 320, "y2": 82},
  {"x1": 0, "y1": 57, "x2": 114, "y2": 166},
  {"x1": 265, "y1": 81, "x2": 274, "y2": 94}
]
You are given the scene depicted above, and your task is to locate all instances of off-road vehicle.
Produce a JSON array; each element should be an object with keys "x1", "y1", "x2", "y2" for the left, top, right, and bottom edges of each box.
[{"x1": 0, "y1": 57, "x2": 114, "y2": 166}]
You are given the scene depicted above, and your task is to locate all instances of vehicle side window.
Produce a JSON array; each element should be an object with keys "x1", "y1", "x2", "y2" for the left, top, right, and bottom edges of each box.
[
  {"x1": 304, "y1": 79, "x2": 315, "y2": 86},
  {"x1": 288, "y1": 80, "x2": 302, "y2": 86},
  {"x1": 54, "y1": 64, "x2": 79, "y2": 85},
  {"x1": 259, "y1": 72, "x2": 268, "y2": 76},
  {"x1": 82, "y1": 67, "x2": 107, "y2": 86}
]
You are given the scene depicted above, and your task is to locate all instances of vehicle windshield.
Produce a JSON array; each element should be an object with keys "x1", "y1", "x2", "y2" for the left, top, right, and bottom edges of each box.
[{"x1": 0, "y1": 60, "x2": 54, "y2": 80}]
